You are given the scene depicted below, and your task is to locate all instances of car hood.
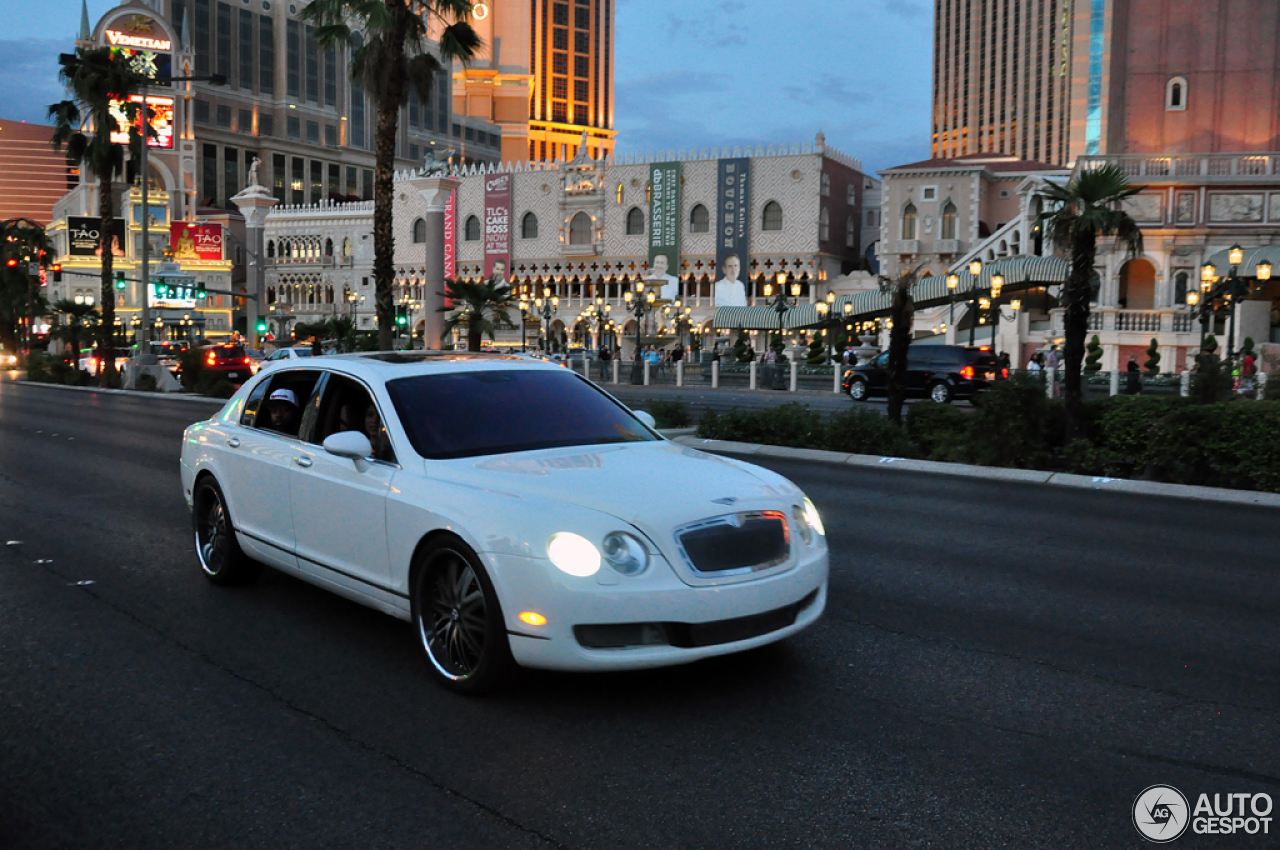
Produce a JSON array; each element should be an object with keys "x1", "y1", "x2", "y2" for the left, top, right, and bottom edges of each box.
[{"x1": 426, "y1": 440, "x2": 801, "y2": 535}]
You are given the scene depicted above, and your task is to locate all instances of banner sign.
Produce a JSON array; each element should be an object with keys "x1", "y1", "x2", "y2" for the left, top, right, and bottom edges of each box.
[
  {"x1": 714, "y1": 157, "x2": 751, "y2": 306},
  {"x1": 482, "y1": 173, "x2": 512, "y2": 281},
  {"x1": 151, "y1": 280, "x2": 198, "y2": 310},
  {"x1": 170, "y1": 222, "x2": 224, "y2": 261},
  {"x1": 108, "y1": 95, "x2": 174, "y2": 149},
  {"x1": 443, "y1": 189, "x2": 456, "y2": 280},
  {"x1": 67, "y1": 216, "x2": 125, "y2": 258},
  {"x1": 648, "y1": 161, "x2": 681, "y2": 300}
]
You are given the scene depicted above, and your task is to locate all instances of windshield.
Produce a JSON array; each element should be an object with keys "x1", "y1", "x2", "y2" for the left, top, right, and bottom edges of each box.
[{"x1": 387, "y1": 369, "x2": 658, "y2": 459}]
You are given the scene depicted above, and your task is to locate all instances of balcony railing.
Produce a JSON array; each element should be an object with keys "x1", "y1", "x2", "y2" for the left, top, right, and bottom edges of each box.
[
  {"x1": 1079, "y1": 152, "x2": 1280, "y2": 180},
  {"x1": 1072, "y1": 308, "x2": 1199, "y2": 334}
]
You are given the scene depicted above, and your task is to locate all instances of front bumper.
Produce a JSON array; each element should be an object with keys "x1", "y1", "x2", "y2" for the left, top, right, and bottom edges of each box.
[{"x1": 481, "y1": 546, "x2": 829, "y2": 672}]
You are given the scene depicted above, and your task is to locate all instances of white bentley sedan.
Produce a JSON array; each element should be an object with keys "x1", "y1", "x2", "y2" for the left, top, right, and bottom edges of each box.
[{"x1": 180, "y1": 353, "x2": 828, "y2": 693}]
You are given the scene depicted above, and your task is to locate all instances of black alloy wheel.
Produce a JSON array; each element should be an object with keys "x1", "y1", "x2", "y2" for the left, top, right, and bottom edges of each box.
[
  {"x1": 192, "y1": 478, "x2": 259, "y2": 584},
  {"x1": 412, "y1": 538, "x2": 515, "y2": 695}
]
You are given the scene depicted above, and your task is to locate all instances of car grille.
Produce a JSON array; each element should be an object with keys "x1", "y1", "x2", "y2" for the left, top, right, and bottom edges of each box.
[
  {"x1": 676, "y1": 511, "x2": 790, "y2": 575},
  {"x1": 574, "y1": 590, "x2": 820, "y2": 649}
]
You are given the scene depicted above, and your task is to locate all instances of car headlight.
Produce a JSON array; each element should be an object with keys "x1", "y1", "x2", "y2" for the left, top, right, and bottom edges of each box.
[
  {"x1": 547, "y1": 532, "x2": 600, "y2": 577},
  {"x1": 602, "y1": 531, "x2": 649, "y2": 576},
  {"x1": 803, "y1": 497, "x2": 826, "y2": 538}
]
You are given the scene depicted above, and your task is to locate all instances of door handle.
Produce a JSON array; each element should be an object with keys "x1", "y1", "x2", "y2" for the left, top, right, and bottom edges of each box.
[
  {"x1": 226, "y1": 438, "x2": 241, "y2": 448},
  {"x1": 295, "y1": 457, "x2": 313, "y2": 468}
]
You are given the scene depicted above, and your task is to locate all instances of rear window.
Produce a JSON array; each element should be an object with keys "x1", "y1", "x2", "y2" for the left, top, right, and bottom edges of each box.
[
  {"x1": 967, "y1": 352, "x2": 1000, "y2": 367},
  {"x1": 216, "y1": 345, "x2": 247, "y2": 358},
  {"x1": 387, "y1": 369, "x2": 658, "y2": 459}
]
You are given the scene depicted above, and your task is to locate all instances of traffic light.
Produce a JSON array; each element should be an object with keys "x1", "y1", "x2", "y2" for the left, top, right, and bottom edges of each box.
[
  {"x1": 4, "y1": 258, "x2": 15, "y2": 268},
  {"x1": 396, "y1": 306, "x2": 408, "y2": 327},
  {"x1": 115, "y1": 272, "x2": 126, "y2": 291},
  {"x1": 196, "y1": 281, "x2": 207, "y2": 300},
  {"x1": 255, "y1": 318, "x2": 268, "y2": 334},
  {"x1": 52, "y1": 264, "x2": 62, "y2": 282},
  {"x1": 166, "y1": 284, "x2": 177, "y2": 298}
]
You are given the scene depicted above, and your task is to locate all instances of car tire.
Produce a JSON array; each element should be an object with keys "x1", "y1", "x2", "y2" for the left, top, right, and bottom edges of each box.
[
  {"x1": 928, "y1": 381, "x2": 953, "y2": 404},
  {"x1": 192, "y1": 477, "x2": 260, "y2": 585},
  {"x1": 412, "y1": 537, "x2": 516, "y2": 695},
  {"x1": 848, "y1": 379, "x2": 870, "y2": 402}
]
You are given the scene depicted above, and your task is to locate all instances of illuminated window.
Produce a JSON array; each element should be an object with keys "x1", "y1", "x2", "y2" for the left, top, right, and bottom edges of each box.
[
  {"x1": 902, "y1": 203, "x2": 917, "y2": 240},
  {"x1": 941, "y1": 201, "x2": 957, "y2": 240}
]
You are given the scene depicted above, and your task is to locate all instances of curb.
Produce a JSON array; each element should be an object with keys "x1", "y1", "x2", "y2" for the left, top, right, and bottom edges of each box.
[
  {"x1": 8, "y1": 379, "x2": 226, "y2": 405},
  {"x1": 672, "y1": 436, "x2": 1280, "y2": 510}
]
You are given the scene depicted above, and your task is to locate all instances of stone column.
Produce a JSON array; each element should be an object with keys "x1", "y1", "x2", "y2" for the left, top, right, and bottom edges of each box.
[
  {"x1": 406, "y1": 174, "x2": 462, "y2": 350},
  {"x1": 230, "y1": 184, "x2": 278, "y2": 351}
]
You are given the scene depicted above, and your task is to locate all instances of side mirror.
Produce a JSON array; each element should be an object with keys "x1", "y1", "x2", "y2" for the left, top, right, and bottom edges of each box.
[
  {"x1": 633, "y1": 410, "x2": 657, "y2": 430},
  {"x1": 323, "y1": 430, "x2": 373, "y2": 461}
]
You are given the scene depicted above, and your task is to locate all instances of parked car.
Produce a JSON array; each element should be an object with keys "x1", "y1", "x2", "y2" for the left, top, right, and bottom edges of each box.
[
  {"x1": 180, "y1": 353, "x2": 829, "y2": 694},
  {"x1": 842, "y1": 345, "x2": 1007, "y2": 404},
  {"x1": 197, "y1": 343, "x2": 253, "y2": 383},
  {"x1": 258, "y1": 346, "x2": 317, "y2": 371},
  {"x1": 78, "y1": 348, "x2": 130, "y2": 376},
  {"x1": 0, "y1": 346, "x2": 17, "y2": 368}
]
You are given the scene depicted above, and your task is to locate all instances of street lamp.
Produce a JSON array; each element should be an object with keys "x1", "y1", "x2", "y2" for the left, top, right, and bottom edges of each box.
[
  {"x1": 622, "y1": 280, "x2": 657, "y2": 383},
  {"x1": 763, "y1": 271, "x2": 801, "y2": 389},
  {"x1": 946, "y1": 272, "x2": 959, "y2": 329},
  {"x1": 534, "y1": 286, "x2": 559, "y2": 354},
  {"x1": 1198, "y1": 246, "x2": 1266, "y2": 363}
]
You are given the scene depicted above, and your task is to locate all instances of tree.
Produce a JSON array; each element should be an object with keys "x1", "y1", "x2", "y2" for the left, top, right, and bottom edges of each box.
[
  {"x1": 1039, "y1": 164, "x2": 1144, "y2": 439},
  {"x1": 49, "y1": 298, "x2": 100, "y2": 365},
  {"x1": 49, "y1": 47, "x2": 149, "y2": 387},
  {"x1": 882, "y1": 267, "x2": 919, "y2": 425},
  {"x1": 304, "y1": 0, "x2": 481, "y2": 352},
  {"x1": 732, "y1": 329, "x2": 750, "y2": 362},
  {"x1": 1084, "y1": 334, "x2": 1104, "y2": 372},
  {"x1": 0, "y1": 219, "x2": 52, "y2": 353},
  {"x1": 1143, "y1": 338, "x2": 1160, "y2": 375},
  {"x1": 325, "y1": 315, "x2": 358, "y2": 352},
  {"x1": 805, "y1": 332, "x2": 826, "y2": 365},
  {"x1": 439, "y1": 276, "x2": 515, "y2": 352}
]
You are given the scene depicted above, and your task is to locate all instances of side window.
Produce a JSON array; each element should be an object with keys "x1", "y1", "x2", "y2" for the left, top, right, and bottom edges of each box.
[
  {"x1": 874, "y1": 352, "x2": 889, "y2": 369},
  {"x1": 241, "y1": 378, "x2": 271, "y2": 427},
  {"x1": 256, "y1": 369, "x2": 322, "y2": 439},
  {"x1": 314, "y1": 373, "x2": 396, "y2": 463}
]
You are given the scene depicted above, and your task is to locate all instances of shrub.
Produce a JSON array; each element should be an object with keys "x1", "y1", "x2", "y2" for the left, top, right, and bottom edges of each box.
[
  {"x1": 964, "y1": 372, "x2": 1054, "y2": 468},
  {"x1": 696, "y1": 403, "x2": 825, "y2": 448},
  {"x1": 1084, "y1": 335, "x2": 1104, "y2": 372},
  {"x1": 1144, "y1": 338, "x2": 1161, "y2": 374},
  {"x1": 905, "y1": 402, "x2": 969, "y2": 462},
  {"x1": 1091, "y1": 396, "x2": 1184, "y2": 478},
  {"x1": 805, "y1": 335, "x2": 825, "y2": 365},
  {"x1": 25, "y1": 352, "x2": 52, "y2": 383},
  {"x1": 1264, "y1": 376, "x2": 1280, "y2": 401},
  {"x1": 824, "y1": 407, "x2": 917, "y2": 457},
  {"x1": 648, "y1": 399, "x2": 690, "y2": 429},
  {"x1": 1141, "y1": 402, "x2": 1280, "y2": 492},
  {"x1": 1190, "y1": 353, "x2": 1230, "y2": 404},
  {"x1": 194, "y1": 371, "x2": 236, "y2": 399}
]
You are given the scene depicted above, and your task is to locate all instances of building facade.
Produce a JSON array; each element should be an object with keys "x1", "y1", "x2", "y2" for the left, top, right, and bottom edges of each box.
[
  {"x1": 0, "y1": 121, "x2": 77, "y2": 225},
  {"x1": 1068, "y1": 0, "x2": 1280, "y2": 160},
  {"x1": 452, "y1": 0, "x2": 616, "y2": 165},
  {"x1": 931, "y1": 0, "x2": 1074, "y2": 165}
]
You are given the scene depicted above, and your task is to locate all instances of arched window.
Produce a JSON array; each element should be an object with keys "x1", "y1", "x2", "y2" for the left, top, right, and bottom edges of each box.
[
  {"x1": 266, "y1": 240, "x2": 275, "y2": 258},
  {"x1": 342, "y1": 237, "x2": 351, "y2": 256},
  {"x1": 464, "y1": 215, "x2": 480, "y2": 241},
  {"x1": 689, "y1": 204, "x2": 709, "y2": 233},
  {"x1": 1166, "y1": 76, "x2": 1188, "y2": 111},
  {"x1": 521, "y1": 211, "x2": 539, "y2": 239},
  {"x1": 846, "y1": 215, "x2": 856, "y2": 248},
  {"x1": 625, "y1": 207, "x2": 645, "y2": 235},
  {"x1": 569, "y1": 212, "x2": 592, "y2": 245},
  {"x1": 762, "y1": 201, "x2": 783, "y2": 231},
  {"x1": 1174, "y1": 270, "x2": 1189, "y2": 305},
  {"x1": 411, "y1": 218, "x2": 426, "y2": 243},
  {"x1": 821, "y1": 173, "x2": 831, "y2": 197},
  {"x1": 941, "y1": 201, "x2": 957, "y2": 240},
  {"x1": 902, "y1": 203, "x2": 917, "y2": 240},
  {"x1": 324, "y1": 237, "x2": 333, "y2": 256},
  {"x1": 819, "y1": 207, "x2": 830, "y2": 242}
]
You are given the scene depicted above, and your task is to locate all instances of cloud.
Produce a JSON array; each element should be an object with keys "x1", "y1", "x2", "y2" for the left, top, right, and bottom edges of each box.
[
  {"x1": 0, "y1": 39, "x2": 68, "y2": 126},
  {"x1": 884, "y1": 0, "x2": 928, "y2": 17},
  {"x1": 779, "y1": 75, "x2": 869, "y2": 109}
]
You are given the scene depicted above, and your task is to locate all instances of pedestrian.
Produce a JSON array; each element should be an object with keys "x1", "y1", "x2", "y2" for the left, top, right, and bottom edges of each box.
[
  {"x1": 1126, "y1": 354, "x2": 1142, "y2": 394},
  {"x1": 1046, "y1": 344, "x2": 1061, "y2": 372},
  {"x1": 998, "y1": 351, "x2": 1011, "y2": 373},
  {"x1": 711, "y1": 343, "x2": 721, "y2": 363},
  {"x1": 1241, "y1": 349, "x2": 1257, "y2": 396},
  {"x1": 599, "y1": 344, "x2": 611, "y2": 362},
  {"x1": 672, "y1": 342, "x2": 684, "y2": 363},
  {"x1": 1027, "y1": 352, "x2": 1042, "y2": 373}
]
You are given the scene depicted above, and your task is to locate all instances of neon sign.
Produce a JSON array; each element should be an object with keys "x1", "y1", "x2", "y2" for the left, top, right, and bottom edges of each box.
[
  {"x1": 108, "y1": 95, "x2": 174, "y2": 149},
  {"x1": 105, "y1": 30, "x2": 172, "y2": 51}
]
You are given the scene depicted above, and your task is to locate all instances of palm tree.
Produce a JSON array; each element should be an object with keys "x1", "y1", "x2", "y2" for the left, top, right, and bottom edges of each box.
[
  {"x1": 439, "y1": 277, "x2": 515, "y2": 351},
  {"x1": 0, "y1": 218, "x2": 53, "y2": 353},
  {"x1": 324, "y1": 314, "x2": 358, "y2": 352},
  {"x1": 303, "y1": 0, "x2": 481, "y2": 352},
  {"x1": 48, "y1": 46, "x2": 146, "y2": 387},
  {"x1": 881, "y1": 266, "x2": 920, "y2": 425},
  {"x1": 50, "y1": 298, "x2": 101, "y2": 366},
  {"x1": 1040, "y1": 164, "x2": 1144, "y2": 438}
]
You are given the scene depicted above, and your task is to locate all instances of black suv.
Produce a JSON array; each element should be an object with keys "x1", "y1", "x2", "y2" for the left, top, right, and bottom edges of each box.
[{"x1": 842, "y1": 346, "x2": 1006, "y2": 404}]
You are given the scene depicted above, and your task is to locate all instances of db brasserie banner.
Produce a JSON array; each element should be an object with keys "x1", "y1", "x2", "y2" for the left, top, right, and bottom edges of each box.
[
  {"x1": 483, "y1": 173, "x2": 512, "y2": 280},
  {"x1": 648, "y1": 162, "x2": 681, "y2": 276}
]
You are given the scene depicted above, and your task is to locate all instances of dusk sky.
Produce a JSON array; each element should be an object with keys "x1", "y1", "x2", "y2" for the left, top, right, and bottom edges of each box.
[{"x1": 0, "y1": 0, "x2": 933, "y2": 173}]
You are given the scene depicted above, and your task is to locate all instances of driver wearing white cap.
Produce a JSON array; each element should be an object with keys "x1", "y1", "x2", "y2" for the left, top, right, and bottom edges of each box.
[{"x1": 266, "y1": 387, "x2": 301, "y2": 435}]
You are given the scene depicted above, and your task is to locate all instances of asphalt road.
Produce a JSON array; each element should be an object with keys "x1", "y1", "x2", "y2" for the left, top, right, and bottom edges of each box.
[{"x1": 2, "y1": 382, "x2": 1278, "y2": 849}]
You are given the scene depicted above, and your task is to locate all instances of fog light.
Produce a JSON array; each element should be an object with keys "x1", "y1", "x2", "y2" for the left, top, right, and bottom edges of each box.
[{"x1": 519, "y1": 611, "x2": 547, "y2": 626}]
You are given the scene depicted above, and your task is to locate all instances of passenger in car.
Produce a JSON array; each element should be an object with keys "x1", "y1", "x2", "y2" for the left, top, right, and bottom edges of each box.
[{"x1": 265, "y1": 388, "x2": 302, "y2": 436}]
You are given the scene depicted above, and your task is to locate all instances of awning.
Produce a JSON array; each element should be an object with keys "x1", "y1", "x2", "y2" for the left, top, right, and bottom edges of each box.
[
  {"x1": 1203, "y1": 247, "x2": 1276, "y2": 278},
  {"x1": 713, "y1": 255, "x2": 1070, "y2": 330}
]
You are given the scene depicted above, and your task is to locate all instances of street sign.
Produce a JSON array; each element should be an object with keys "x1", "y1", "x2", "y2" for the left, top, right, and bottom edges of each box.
[{"x1": 28, "y1": 262, "x2": 39, "y2": 275}]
